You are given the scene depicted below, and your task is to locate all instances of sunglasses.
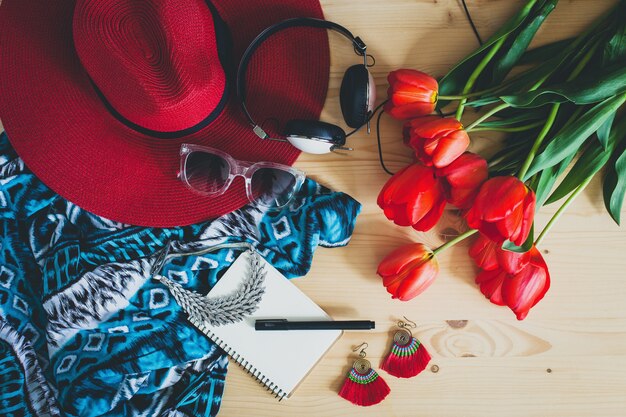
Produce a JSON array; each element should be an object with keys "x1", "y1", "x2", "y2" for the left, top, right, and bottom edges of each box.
[{"x1": 179, "y1": 144, "x2": 306, "y2": 209}]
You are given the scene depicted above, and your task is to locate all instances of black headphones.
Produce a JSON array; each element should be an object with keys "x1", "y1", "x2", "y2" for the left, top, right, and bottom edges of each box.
[{"x1": 237, "y1": 18, "x2": 375, "y2": 154}]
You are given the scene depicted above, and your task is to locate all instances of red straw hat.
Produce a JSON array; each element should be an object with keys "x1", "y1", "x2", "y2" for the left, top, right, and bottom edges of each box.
[{"x1": 0, "y1": 0, "x2": 329, "y2": 226}]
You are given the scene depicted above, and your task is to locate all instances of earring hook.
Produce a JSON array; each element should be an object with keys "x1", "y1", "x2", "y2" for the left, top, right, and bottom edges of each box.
[
  {"x1": 397, "y1": 316, "x2": 417, "y2": 339},
  {"x1": 353, "y1": 342, "x2": 368, "y2": 358},
  {"x1": 398, "y1": 316, "x2": 417, "y2": 329}
]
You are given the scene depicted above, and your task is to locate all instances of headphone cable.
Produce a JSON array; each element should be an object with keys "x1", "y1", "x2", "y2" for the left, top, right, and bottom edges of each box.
[
  {"x1": 345, "y1": 99, "x2": 396, "y2": 175},
  {"x1": 375, "y1": 106, "x2": 396, "y2": 176},
  {"x1": 346, "y1": 100, "x2": 389, "y2": 138},
  {"x1": 461, "y1": 0, "x2": 483, "y2": 46}
]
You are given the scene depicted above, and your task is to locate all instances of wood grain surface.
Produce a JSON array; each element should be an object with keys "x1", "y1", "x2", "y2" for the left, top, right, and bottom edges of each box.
[
  {"x1": 1, "y1": 1, "x2": 624, "y2": 416},
  {"x1": 219, "y1": 1, "x2": 626, "y2": 416}
]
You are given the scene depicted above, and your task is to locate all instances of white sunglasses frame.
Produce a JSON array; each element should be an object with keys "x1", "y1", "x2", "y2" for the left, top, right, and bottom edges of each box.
[{"x1": 179, "y1": 143, "x2": 306, "y2": 209}]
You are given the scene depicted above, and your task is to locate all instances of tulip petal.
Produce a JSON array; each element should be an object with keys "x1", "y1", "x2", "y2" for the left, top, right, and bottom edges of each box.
[
  {"x1": 503, "y1": 266, "x2": 548, "y2": 320},
  {"x1": 431, "y1": 130, "x2": 470, "y2": 168},
  {"x1": 496, "y1": 202, "x2": 523, "y2": 243},
  {"x1": 403, "y1": 116, "x2": 441, "y2": 144},
  {"x1": 475, "y1": 269, "x2": 507, "y2": 306},
  {"x1": 528, "y1": 246, "x2": 551, "y2": 308},
  {"x1": 380, "y1": 164, "x2": 428, "y2": 206},
  {"x1": 502, "y1": 247, "x2": 550, "y2": 320},
  {"x1": 385, "y1": 278, "x2": 403, "y2": 298},
  {"x1": 387, "y1": 204, "x2": 412, "y2": 226},
  {"x1": 477, "y1": 177, "x2": 527, "y2": 221},
  {"x1": 388, "y1": 83, "x2": 436, "y2": 106},
  {"x1": 413, "y1": 117, "x2": 462, "y2": 138},
  {"x1": 377, "y1": 165, "x2": 411, "y2": 207},
  {"x1": 497, "y1": 248, "x2": 531, "y2": 275},
  {"x1": 407, "y1": 186, "x2": 438, "y2": 224},
  {"x1": 469, "y1": 234, "x2": 500, "y2": 271},
  {"x1": 408, "y1": 136, "x2": 429, "y2": 165},
  {"x1": 438, "y1": 152, "x2": 488, "y2": 189},
  {"x1": 385, "y1": 102, "x2": 437, "y2": 120},
  {"x1": 515, "y1": 190, "x2": 536, "y2": 246},
  {"x1": 399, "y1": 164, "x2": 437, "y2": 199},
  {"x1": 421, "y1": 136, "x2": 438, "y2": 158},
  {"x1": 388, "y1": 69, "x2": 438, "y2": 91},
  {"x1": 412, "y1": 194, "x2": 446, "y2": 232},
  {"x1": 477, "y1": 221, "x2": 507, "y2": 243},
  {"x1": 377, "y1": 243, "x2": 431, "y2": 278},
  {"x1": 393, "y1": 258, "x2": 439, "y2": 301},
  {"x1": 383, "y1": 204, "x2": 412, "y2": 226}
]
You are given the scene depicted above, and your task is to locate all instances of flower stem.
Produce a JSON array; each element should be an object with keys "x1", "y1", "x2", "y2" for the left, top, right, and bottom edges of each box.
[
  {"x1": 438, "y1": 95, "x2": 470, "y2": 101},
  {"x1": 534, "y1": 175, "x2": 593, "y2": 246},
  {"x1": 455, "y1": 36, "x2": 508, "y2": 121},
  {"x1": 464, "y1": 102, "x2": 511, "y2": 131},
  {"x1": 432, "y1": 229, "x2": 478, "y2": 256},
  {"x1": 469, "y1": 121, "x2": 544, "y2": 133},
  {"x1": 517, "y1": 103, "x2": 560, "y2": 180}
]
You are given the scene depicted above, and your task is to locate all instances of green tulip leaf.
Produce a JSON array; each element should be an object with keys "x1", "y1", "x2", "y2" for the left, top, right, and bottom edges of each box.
[
  {"x1": 524, "y1": 94, "x2": 626, "y2": 180},
  {"x1": 467, "y1": 9, "x2": 612, "y2": 109},
  {"x1": 488, "y1": 131, "x2": 534, "y2": 171},
  {"x1": 502, "y1": 224, "x2": 535, "y2": 253},
  {"x1": 465, "y1": 49, "x2": 577, "y2": 108},
  {"x1": 491, "y1": 0, "x2": 559, "y2": 84},
  {"x1": 603, "y1": 119, "x2": 626, "y2": 225},
  {"x1": 597, "y1": 112, "x2": 617, "y2": 149},
  {"x1": 603, "y1": 151, "x2": 626, "y2": 225},
  {"x1": 500, "y1": 65, "x2": 626, "y2": 108},
  {"x1": 534, "y1": 152, "x2": 576, "y2": 208},
  {"x1": 603, "y1": 4, "x2": 626, "y2": 66},
  {"x1": 518, "y1": 38, "x2": 574, "y2": 65},
  {"x1": 473, "y1": 108, "x2": 547, "y2": 128},
  {"x1": 546, "y1": 141, "x2": 616, "y2": 205},
  {"x1": 437, "y1": 0, "x2": 543, "y2": 108}
]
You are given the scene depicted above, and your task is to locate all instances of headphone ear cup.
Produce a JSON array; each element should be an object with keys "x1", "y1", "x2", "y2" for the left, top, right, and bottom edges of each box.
[
  {"x1": 284, "y1": 120, "x2": 346, "y2": 154},
  {"x1": 340, "y1": 64, "x2": 372, "y2": 128}
]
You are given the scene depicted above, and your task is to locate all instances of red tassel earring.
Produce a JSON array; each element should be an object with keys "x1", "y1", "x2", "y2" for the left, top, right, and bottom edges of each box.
[
  {"x1": 338, "y1": 342, "x2": 390, "y2": 406},
  {"x1": 381, "y1": 317, "x2": 431, "y2": 378}
]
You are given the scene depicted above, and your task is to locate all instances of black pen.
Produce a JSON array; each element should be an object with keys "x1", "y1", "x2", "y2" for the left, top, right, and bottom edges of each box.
[{"x1": 255, "y1": 319, "x2": 375, "y2": 331}]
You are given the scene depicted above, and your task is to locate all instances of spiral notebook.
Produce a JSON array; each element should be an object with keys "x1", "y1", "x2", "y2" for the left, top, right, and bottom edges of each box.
[{"x1": 190, "y1": 251, "x2": 342, "y2": 400}]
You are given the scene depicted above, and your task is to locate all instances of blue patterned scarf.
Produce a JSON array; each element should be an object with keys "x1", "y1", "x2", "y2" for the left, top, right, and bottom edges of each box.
[{"x1": 0, "y1": 132, "x2": 361, "y2": 417}]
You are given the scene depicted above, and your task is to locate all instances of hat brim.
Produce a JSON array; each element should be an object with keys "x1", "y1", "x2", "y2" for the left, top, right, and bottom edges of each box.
[{"x1": 0, "y1": 0, "x2": 329, "y2": 227}]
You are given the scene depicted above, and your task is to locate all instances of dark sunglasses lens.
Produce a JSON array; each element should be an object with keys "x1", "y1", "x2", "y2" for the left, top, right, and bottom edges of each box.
[
  {"x1": 251, "y1": 168, "x2": 298, "y2": 208},
  {"x1": 185, "y1": 151, "x2": 230, "y2": 194}
]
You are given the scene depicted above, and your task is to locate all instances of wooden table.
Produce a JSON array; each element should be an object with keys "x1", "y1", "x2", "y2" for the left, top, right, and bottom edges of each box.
[
  {"x1": 219, "y1": 1, "x2": 626, "y2": 416},
  {"x1": 1, "y1": 1, "x2": 623, "y2": 416}
]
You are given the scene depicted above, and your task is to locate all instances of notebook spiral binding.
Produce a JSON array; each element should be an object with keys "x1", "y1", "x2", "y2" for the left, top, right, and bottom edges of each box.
[{"x1": 189, "y1": 316, "x2": 287, "y2": 401}]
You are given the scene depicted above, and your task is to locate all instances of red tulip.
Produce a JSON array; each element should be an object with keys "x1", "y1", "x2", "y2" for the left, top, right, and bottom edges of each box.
[
  {"x1": 377, "y1": 163, "x2": 446, "y2": 232},
  {"x1": 474, "y1": 267, "x2": 508, "y2": 306},
  {"x1": 465, "y1": 176, "x2": 536, "y2": 246},
  {"x1": 437, "y1": 152, "x2": 488, "y2": 209},
  {"x1": 404, "y1": 116, "x2": 470, "y2": 168},
  {"x1": 475, "y1": 245, "x2": 550, "y2": 320},
  {"x1": 469, "y1": 233, "x2": 531, "y2": 274},
  {"x1": 377, "y1": 243, "x2": 439, "y2": 301},
  {"x1": 402, "y1": 116, "x2": 439, "y2": 145},
  {"x1": 384, "y1": 69, "x2": 438, "y2": 120}
]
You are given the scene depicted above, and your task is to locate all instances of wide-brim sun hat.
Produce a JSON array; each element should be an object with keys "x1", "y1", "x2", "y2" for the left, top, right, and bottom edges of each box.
[{"x1": 0, "y1": 0, "x2": 330, "y2": 226}]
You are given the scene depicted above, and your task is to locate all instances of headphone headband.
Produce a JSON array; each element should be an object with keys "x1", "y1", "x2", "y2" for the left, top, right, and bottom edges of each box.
[{"x1": 236, "y1": 17, "x2": 367, "y2": 139}]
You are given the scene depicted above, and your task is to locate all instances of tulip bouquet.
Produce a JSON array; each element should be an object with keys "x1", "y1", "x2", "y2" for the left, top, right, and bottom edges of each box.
[{"x1": 376, "y1": 0, "x2": 626, "y2": 320}]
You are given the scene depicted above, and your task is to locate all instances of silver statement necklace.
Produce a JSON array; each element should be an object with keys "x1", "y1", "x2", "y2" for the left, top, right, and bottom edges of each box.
[{"x1": 150, "y1": 242, "x2": 266, "y2": 327}]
